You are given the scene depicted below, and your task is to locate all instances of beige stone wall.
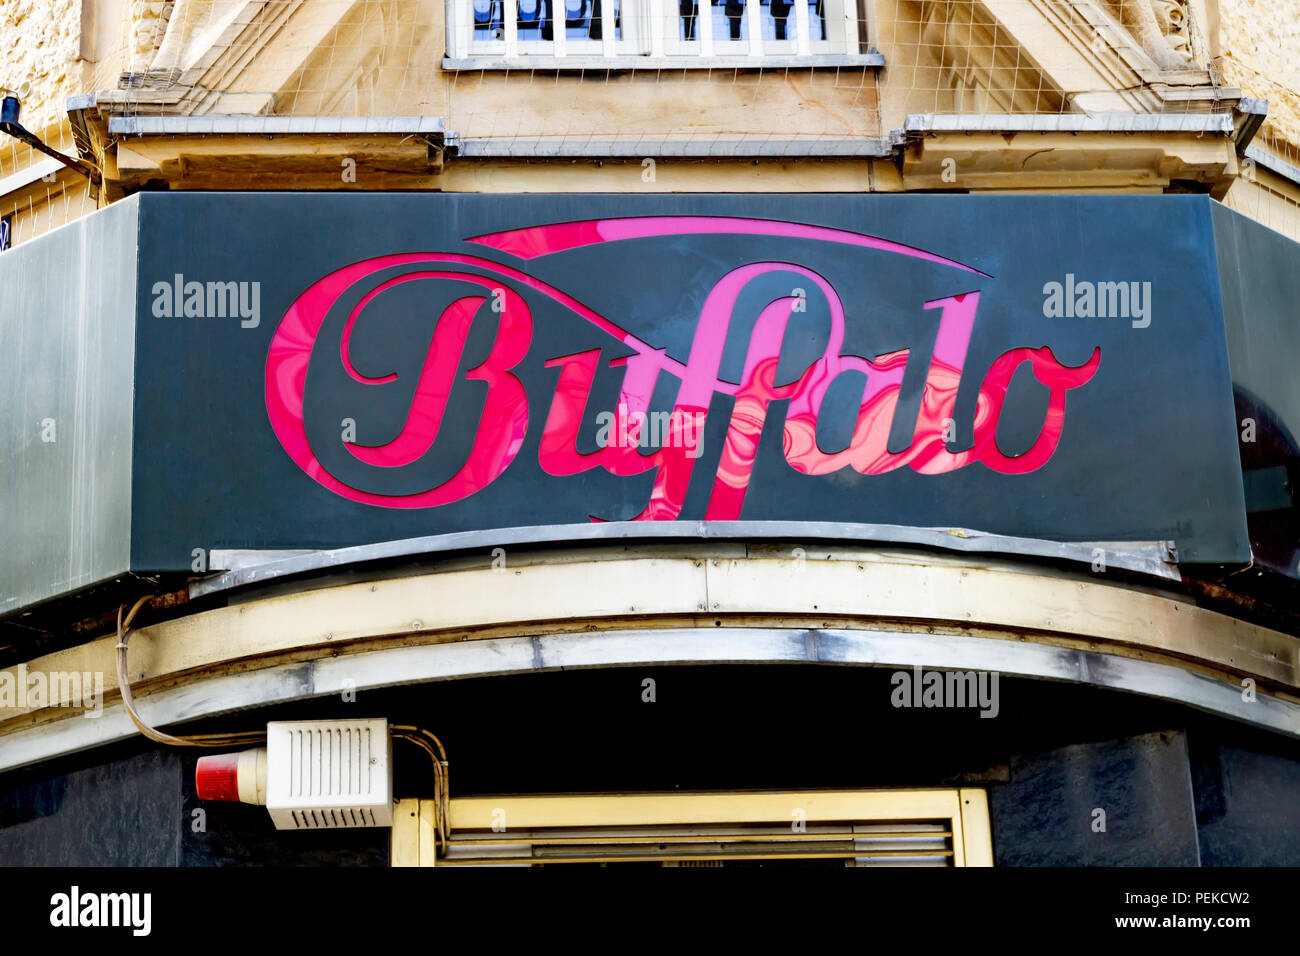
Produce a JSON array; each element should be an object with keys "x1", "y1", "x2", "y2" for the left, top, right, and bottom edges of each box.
[
  {"x1": 1224, "y1": 163, "x2": 1300, "y2": 240},
  {"x1": 126, "y1": 0, "x2": 172, "y2": 73},
  {"x1": 268, "y1": 0, "x2": 444, "y2": 116},
  {"x1": 442, "y1": 70, "x2": 879, "y2": 143},
  {"x1": 1216, "y1": 0, "x2": 1300, "y2": 150},
  {"x1": 0, "y1": 0, "x2": 82, "y2": 137},
  {"x1": 1, "y1": 170, "x2": 97, "y2": 243},
  {"x1": 0, "y1": 0, "x2": 1299, "y2": 247},
  {"x1": 0, "y1": 1, "x2": 88, "y2": 246},
  {"x1": 1214, "y1": 0, "x2": 1300, "y2": 238},
  {"x1": 243, "y1": 1, "x2": 880, "y2": 141}
]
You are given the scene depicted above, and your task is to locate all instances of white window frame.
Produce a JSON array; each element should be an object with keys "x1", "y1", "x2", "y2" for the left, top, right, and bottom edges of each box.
[
  {"x1": 447, "y1": 0, "x2": 867, "y2": 64},
  {"x1": 393, "y1": 789, "x2": 995, "y2": 866},
  {"x1": 663, "y1": 0, "x2": 842, "y2": 57},
  {"x1": 465, "y1": 0, "x2": 646, "y2": 57}
]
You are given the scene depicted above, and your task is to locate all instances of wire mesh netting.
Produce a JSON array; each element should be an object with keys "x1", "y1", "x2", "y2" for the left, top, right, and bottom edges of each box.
[{"x1": 0, "y1": 0, "x2": 1298, "y2": 241}]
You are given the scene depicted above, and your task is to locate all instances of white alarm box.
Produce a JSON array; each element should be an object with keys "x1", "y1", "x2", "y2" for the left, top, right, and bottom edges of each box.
[{"x1": 264, "y1": 718, "x2": 393, "y2": 830}]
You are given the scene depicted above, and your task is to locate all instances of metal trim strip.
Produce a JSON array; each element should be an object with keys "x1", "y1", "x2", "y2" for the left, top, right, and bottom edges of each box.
[
  {"x1": 1, "y1": 625, "x2": 1293, "y2": 774},
  {"x1": 196, "y1": 521, "x2": 1178, "y2": 598}
]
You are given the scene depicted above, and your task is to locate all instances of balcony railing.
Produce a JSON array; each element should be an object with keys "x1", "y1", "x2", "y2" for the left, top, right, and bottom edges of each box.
[{"x1": 444, "y1": 0, "x2": 880, "y2": 68}]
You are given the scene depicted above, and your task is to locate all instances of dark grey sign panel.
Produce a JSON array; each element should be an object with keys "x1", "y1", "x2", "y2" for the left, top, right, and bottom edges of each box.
[
  {"x1": 128, "y1": 192, "x2": 1249, "y2": 570},
  {"x1": 1212, "y1": 201, "x2": 1300, "y2": 581}
]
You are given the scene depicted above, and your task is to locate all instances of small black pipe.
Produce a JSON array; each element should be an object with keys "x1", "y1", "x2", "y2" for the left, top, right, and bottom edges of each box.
[{"x1": 0, "y1": 95, "x2": 101, "y2": 186}]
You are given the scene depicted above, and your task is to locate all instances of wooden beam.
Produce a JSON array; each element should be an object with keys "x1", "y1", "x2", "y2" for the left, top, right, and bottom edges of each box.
[
  {"x1": 109, "y1": 133, "x2": 446, "y2": 191},
  {"x1": 2, "y1": 550, "x2": 1296, "y2": 732},
  {"x1": 899, "y1": 130, "x2": 1237, "y2": 191}
]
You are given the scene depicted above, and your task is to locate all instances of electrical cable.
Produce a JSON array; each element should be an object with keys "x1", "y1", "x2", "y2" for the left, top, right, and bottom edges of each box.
[
  {"x1": 391, "y1": 727, "x2": 450, "y2": 846},
  {"x1": 118, "y1": 598, "x2": 447, "y2": 853},
  {"x1": 115, "y1": 597, "x2": 266, "y2": 748},
  {"x1": 392, "y1": 724, "x2": 452, "y2": 853},
  {"x1": 392, "y1": 734, "x2": 445, "y2": 854}
]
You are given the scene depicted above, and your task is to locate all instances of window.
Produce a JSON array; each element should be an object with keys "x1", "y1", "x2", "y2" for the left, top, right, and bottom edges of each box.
[
  {"x1": 0, "y1": 215, "x2": 10, "y2": 252},
  {"x1": 447, "y1": 0, "x2": 874, "y2": 65},
  {"x1": 393, "y1": 788, "x2": 993, "y2": 866}
]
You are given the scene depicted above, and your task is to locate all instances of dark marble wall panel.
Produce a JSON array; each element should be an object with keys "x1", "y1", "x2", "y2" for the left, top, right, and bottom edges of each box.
[
  {"x1": 1192, "y1": 732, "x2": 1300, "y2": 866},
  {"x1": 0, "y1": 750, "x2": 181, "y2": 866},
  {"x1": 989, "y1": 730, "x2": 1201, "y2": 866}
]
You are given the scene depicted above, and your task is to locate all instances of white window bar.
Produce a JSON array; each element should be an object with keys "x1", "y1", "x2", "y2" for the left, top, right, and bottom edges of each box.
[
  {"x1": 794, "y1": 0, "x2": 812, "y2": 55},
  {"x1": 554, "y1": 0, "x2": 567, "y2": 56},
  {"x1": 647, "y1": 0, "x2": 665, "y2": 55},
  {"x1": 445, "y1": 0, "x2": 877, "y2": 61},
  {"x1": 745, "y1": 0, "x2": 762, "y2": 55},
  {"x1": 603, "y1": 0, "x2": 617, "y2": 57},
  {"x1": 504, "y1": 0, "x2": 519, "y2": 56},
  {"x1": 648, "y1": 0, "x2": 664, "y2": 56},
  {"x1": 451, "y1": 0, "x2": 470, "y2": 56}
]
